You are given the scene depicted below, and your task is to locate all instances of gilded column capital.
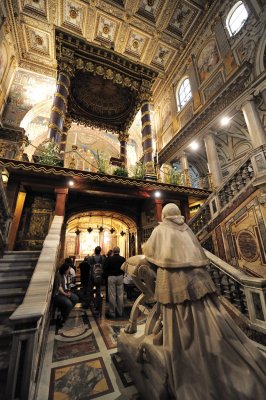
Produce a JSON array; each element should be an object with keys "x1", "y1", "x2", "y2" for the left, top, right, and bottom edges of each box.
[
  {"x1": 58, "y1": 60, "x2": 75, "y2": 78},
  {"x1": 64, "y1": 116, "x2": 72, "y2": 131},
  {"x1": 118, "y1": 133, "x2": 129, "y2": 142}
]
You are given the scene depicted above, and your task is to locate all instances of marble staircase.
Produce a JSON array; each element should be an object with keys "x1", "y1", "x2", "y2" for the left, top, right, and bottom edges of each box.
[{"x1": 0, "y1": 251, "x2": 40, "y2": 389}]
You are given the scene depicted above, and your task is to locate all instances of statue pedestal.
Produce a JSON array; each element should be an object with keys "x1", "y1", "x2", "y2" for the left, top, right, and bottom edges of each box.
[{"x1": 118, "y1": 329, "x2": 171, "y2": 400}]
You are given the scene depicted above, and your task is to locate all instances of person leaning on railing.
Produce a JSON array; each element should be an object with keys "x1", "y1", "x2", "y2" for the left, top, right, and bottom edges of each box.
[{"x1": 53, "y1": 263, "x2": 79, "y2": 328}]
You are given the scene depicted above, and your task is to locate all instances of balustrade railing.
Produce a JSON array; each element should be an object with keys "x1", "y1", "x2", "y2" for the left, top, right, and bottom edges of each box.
[
  {"x1": 6, "y1": 216, "x2": 63, "y2": 400},
  {"x1": 218, "y1": 158, "x2": 254, "y2": 209},
  {"x1": 0, "y1": 171, "x2": 12, "y2": 255},
  {"x1": 188, "y1": 146, "x2": 266, "y2": 235},
  {"x1": 205, "y1": 249, "x2": 266, "y2": 332}
]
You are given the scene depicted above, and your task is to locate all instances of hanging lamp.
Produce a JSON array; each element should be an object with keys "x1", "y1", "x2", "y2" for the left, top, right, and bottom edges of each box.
[
  {"x1": 87, "y1": 214, "x2": 93, "y2": 233},
  {"x1": 98, "y1": 215, "x2": 104, "y2": 232},
  {"x1": 110, "y1": 215, "x2": 115, "y2": 234}
]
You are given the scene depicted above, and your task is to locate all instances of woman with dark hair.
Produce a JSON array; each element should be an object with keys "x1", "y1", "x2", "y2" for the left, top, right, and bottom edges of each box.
[{"x1": 53, "y1": 263, "x2": 79, "y2": 327}]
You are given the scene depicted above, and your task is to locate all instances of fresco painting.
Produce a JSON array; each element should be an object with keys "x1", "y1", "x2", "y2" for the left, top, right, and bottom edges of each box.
[
  {"x1": 2, "y1": 70, "x2": 55, "y2": 127},
  {"x1": 197, "y1": 39, "x2": 220, "y2": 83},
  {"x1": 0, "y1": 42, "x2": 8, "y2": 83}
]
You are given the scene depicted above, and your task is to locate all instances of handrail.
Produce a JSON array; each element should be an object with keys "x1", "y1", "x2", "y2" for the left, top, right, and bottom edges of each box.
[
  {"x1": 5, "y1": 215, "x2": 64, "y2": 400},
  {"x1": 205, "y1": 249, "x2": 266, "y2": 333}
]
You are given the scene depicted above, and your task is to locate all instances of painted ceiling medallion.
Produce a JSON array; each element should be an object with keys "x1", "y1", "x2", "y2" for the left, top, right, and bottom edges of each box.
[
  {"x1": 26, "y1": 27, "x2": 50, "y2": 56},
  {"x1": 62, "y1": 0, "x2": 85, "y2": 33},
  {"x1": 147, "y1": 0, "x2": 155, "y2": 6},
  {"x1": 96, "y1": 15, "x2": 118, "y2": 44},
  {"x1": 125, "y1": 30, "x2": 148, "y2": 57},
  {"x1": 35, "y1": 35, "x2": 43, "y2": 45},
  {"x1": 69, "y1": 8, "x2": 78, "y2": 19},
  {"x1": 103, "y1": 25, "x2": 110, "y2": 34},
  {"x1": 132, "y1": 40, "x2": 139, "y2": 49},
  {"x1": 151, "y1": 44, "x2": 172, "y2": 70}
]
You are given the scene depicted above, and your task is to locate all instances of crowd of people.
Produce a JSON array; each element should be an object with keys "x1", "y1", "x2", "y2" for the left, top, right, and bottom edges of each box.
[{"x1": 53, "y1": 245, "x2": 132, "y2": 327}]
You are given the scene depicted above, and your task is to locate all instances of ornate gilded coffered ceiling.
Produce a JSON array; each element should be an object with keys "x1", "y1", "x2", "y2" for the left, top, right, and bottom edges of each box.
[{"x1": 6, "y1": 0, "x2": 208, "y2": 98}]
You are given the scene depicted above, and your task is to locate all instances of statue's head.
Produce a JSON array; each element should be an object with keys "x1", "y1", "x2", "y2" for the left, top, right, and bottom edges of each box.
[{"x1": 162, "y1": 203, "x2": 181, "y2": 219}]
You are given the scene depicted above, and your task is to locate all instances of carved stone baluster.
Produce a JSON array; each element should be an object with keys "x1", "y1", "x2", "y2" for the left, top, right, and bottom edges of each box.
[
  {"x1": 236, "y1": 169, "x2": 244, "y2": 191},
  {"x1": 230, "y1": 178, "x2": 238, "y2": 197},
  {"x1": 247, "y1": 163, "x2": 254, "y2": 179}
]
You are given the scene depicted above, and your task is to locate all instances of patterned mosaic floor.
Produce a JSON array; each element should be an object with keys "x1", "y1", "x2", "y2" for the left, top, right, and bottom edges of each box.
[{"x1": 37, "y1": 301, "x2": 144, "y2": 400}]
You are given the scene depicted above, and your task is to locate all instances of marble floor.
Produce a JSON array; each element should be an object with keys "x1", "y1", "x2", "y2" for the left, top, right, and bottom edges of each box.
[{"x1": 37, "y1": 298, "x2": 144, "y2": 400}]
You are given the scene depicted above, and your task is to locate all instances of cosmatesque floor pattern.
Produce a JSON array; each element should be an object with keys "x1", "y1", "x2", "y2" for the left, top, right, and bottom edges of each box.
[{"x1": 37, "y1": 300, "x2": 144, "y2": 400}]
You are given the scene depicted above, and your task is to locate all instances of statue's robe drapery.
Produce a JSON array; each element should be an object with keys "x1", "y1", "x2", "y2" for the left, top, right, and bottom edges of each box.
[{"x1": 143, "y1": 217, "x2": 266, "y2": 400}]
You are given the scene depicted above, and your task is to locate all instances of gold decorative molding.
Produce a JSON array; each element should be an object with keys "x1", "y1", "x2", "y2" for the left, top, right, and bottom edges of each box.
[
  {"x1": 143, "y1": 147, "x2": 153, "y2": 155},
  {"x1": 141, "y1": 121, "x2": 152, "y2": 130},
  {"x1": 0, "y1": 159, "x2": 211, "y2": 197},
  {"x1": 56, "y1": 80, "x2": 69, "y2": 93},
  {"x1": 141, "y1": 110, "x2": 151, "y2": 118},
  {"x1": 54, "y1": 92, "x2": 67, "y2": 106},
  {"x1": 142, "y1": 134, "x2": 153, "y2": 143},
  {"x1": 51, "y1": 105, "x2": 65, "y2": 117},
  {"x1": 118, "y1": 133, "x2": 129, "y2": 142},
  {"x1": 48, "y1": 123, "x2": 62, "y2": 136},
  {"x1": 63, "y1": 116, "x2": 72, "y2": 131}
]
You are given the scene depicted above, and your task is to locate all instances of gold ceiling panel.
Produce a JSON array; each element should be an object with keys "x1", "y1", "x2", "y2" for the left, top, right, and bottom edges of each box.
[
  {"x1": 8, "y1": 0, "x2": 205, "y2": 93},
  {"x1": 24, "y1": 24, "x2": 52, "y2": 57}
]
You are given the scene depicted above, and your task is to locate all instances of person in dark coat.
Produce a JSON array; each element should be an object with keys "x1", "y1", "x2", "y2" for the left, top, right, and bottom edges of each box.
[{"x1": 79, "y1": 256, "x2": 91, "y2": 308}]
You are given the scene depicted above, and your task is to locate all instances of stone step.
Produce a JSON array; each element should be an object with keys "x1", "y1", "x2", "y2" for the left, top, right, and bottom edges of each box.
[
  {"x1": 0, "y1": 324, "x2": 13, "y2": 339},
  {"x1": 0, "y1": 266, "x2": 34, "y2": 277},
  {"x1": 0, "y1": 324, "x2": 12, "y2": 351},
  {"x1": 0, "y1": 288, "x2": 26, "y2": 305},
  {"x1": 3, "y1": 251, "x2": 40, "y2": 256},
  {"x1": 0, "y1": 259, "x2": 38, "y2": 268},
  {"x1": 0, "y1": 304, "x2": 17, "y2": 324},
  {"x1": 0, "y1": 276, "x2": 30, "y2": 289},
  {"x1": 2, "y1": 252, "x2": 40, "y2": 261},
  {"x1": 0, "y1": 348, "x2": 10, "y2": 372}
]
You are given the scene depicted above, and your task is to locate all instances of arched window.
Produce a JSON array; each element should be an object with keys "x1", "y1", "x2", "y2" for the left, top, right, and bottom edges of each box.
[
  {"x1": 176, "y1": 78, "x2": 192, "y2": 110},
  {"x1": 226, "y1": 1, "x2": 248, "y2": 37}
]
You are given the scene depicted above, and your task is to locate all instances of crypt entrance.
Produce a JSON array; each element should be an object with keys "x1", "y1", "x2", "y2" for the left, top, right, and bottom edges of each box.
[{"x1": 65, "y1": 210, "x2": 137, "y2": 259}]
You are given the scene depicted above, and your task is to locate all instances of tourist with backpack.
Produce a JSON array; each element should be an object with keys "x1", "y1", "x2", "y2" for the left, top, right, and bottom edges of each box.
[
  {"x1": 89, "y1": 246, "x2": 105, "y2": 314},
  {"x1": 104, "y1": 246, "x2": 125, "y2": 319}
]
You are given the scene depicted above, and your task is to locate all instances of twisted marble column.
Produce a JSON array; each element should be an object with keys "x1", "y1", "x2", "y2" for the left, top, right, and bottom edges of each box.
[
  {"x1": 48, "y1": 64, "x2": 73, "y2": 143},
  {"x1": 118, "y1": 133, "x2": 128, "y2": 168},
  {"x1": 141, "y1": 101, "x2": 156, "y2": 180}
]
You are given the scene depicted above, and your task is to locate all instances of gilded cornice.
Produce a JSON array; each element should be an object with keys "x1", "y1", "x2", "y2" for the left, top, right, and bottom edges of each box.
[
  {"x1": 55, "y1": 29, "x2": 158, "y2": 81},
  {"x1": 55, "y1": 28, "x2": 158, "y2": 133},
  {"x1": 159, "y1": 62, "x2": 253, "y2": 164},
  {"x1": 0, "y1": 158, "x2": 210, "y2": 198}
]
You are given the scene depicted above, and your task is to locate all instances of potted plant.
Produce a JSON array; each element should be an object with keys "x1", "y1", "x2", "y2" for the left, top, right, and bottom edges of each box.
[{"x1": 113, "y1": 166, "x2": 128, "y2": 177}]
